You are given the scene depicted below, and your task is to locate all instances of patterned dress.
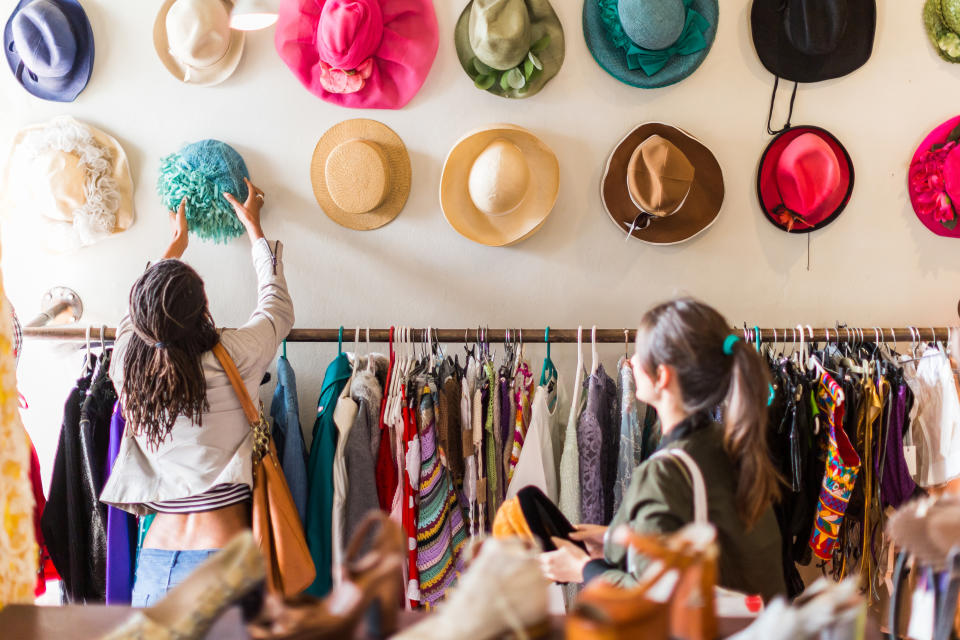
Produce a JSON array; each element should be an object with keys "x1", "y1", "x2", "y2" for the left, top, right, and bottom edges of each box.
[
  {"x1": 809, "y1": 369, "x2": 862, "y2": 561},
  {"x1": 416, "y1": 381, "x2": 466, "y2": 607}
]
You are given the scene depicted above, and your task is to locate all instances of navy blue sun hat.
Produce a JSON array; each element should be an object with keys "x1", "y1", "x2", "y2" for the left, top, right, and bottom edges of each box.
[
  {"x1": 583, "y1": 0, "x2": 718, "y2": 89},
  {"x1": 4, "y1": 0, "x2": 94, "y2": 102}
]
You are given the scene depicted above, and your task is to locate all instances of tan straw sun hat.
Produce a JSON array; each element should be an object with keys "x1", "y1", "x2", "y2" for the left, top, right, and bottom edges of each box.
[
  {"x1": 440, "y1": 124, "x2": 559, "y2": 246},
  {"x1": 311, "y1": 119, "x2": 411, "y2": 231},
  {"x1": 154, "y1": 0, "x2": 244, "y2": 86}
]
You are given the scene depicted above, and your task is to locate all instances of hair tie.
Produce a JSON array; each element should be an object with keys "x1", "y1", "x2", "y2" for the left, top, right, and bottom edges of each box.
[
  {"x1": 154, "y1": 342, "x2": 167, "y2": 349},
  {"x1": 723, "y1": 334, "x2": 740, "y2": 355}
]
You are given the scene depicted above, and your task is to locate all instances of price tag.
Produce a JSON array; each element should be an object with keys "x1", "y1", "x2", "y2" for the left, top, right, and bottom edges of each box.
[{"x1": 904, "y1": 445, "x2": 918, "y2": 477}]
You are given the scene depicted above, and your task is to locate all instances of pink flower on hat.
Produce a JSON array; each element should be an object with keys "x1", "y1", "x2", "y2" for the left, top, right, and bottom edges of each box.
[
  {"x1": 910, "y1": 141, "x2": 958, "y2": 228},
  {"x1": 317, "y1": 57, "x2": 373, "y2": 93}
]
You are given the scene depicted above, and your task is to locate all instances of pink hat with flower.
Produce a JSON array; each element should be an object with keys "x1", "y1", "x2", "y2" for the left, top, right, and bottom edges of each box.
[
  {"x1": 909, "y1": 116, "x2": 960, "y2": 238},
  {"x1": 275, "y1": 0, "x2": 438, "y2": 110}
]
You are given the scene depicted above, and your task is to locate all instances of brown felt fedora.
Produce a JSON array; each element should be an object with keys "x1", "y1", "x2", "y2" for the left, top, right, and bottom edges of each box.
[
  {"x1": 311, "y1": 119, "x2": 411, "y2": 231},
  {"x1": 602, "y1": 122, "x2": 724, "y2": 245}
]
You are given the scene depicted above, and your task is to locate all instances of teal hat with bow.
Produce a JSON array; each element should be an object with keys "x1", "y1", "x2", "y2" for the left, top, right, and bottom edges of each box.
[{"x1": 583, "y1": 0, "x2": 718, "y2": 88}]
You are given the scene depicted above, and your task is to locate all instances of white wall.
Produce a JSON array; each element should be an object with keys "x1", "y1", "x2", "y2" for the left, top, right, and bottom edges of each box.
[{"x1": 4, "y1": 1, "x2": 959, "y2": 485}]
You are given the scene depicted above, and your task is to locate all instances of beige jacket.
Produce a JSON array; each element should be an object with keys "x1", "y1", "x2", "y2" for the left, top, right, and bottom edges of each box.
[{"x1": 100, "y1": 238, "x2": 294, "y2": 515}]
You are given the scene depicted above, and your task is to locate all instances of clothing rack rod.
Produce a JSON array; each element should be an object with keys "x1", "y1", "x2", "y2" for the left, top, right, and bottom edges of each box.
[{"x1": 21, "y1": 326, "x2": 955, "y2": 344}]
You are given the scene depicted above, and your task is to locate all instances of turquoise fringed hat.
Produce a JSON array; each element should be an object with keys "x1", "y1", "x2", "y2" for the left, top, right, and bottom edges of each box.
[
  {"x1": 157, "y1": 139, "x2": 249, "y2": 243},
  {"x1": 583, "y1": 0, "x2": 718, "y2": 88}
]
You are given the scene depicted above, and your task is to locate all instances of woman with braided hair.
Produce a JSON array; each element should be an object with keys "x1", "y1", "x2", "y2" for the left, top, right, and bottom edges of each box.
[{"x1": 100, "y1": 179, "x2": 294, "y2": 606}]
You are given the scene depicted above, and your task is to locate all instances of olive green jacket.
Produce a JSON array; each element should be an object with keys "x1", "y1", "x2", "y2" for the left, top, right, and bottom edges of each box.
[{"x1": 596, "y1": 415, "x2": 786, "y2": 602}]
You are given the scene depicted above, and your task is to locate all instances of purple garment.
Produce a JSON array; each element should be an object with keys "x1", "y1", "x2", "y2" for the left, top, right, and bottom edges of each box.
[
  {"x1": 578, "y1": 364, "x2": 619, "y2": 525},
  {"x1": 877, "y1": 383, "x2": 917, "y2": 509},
  {"x1": 105, "y1": 402, "x2": 137, "y2": 605},
  {"x1": 498, "y1": 373, "x2": 512, "y2": 500}
]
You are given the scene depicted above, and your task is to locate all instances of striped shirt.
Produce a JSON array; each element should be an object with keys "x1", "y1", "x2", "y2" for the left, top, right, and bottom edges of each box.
[{"x1": 144, "y1": 483, "x2": 251, "y2": 514}]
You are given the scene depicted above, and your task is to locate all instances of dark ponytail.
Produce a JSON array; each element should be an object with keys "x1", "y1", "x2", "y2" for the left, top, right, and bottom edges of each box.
[
  {"x1": 636, "y1": 298, "x2": 781, "y2": 527},
  {"x1": 122, "y1": 260, "x2": 219, "y2": 449}
]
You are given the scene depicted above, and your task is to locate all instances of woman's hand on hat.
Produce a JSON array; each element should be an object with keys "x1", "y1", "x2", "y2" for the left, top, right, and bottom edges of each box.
[
  {"x1": 162, "y1": 198, "x2": 189, "y2": 260},
  {"x1": 539, "y1": 538, "x2": 591, "y2": 584},
  {"x1": 223, "y1": 178, "x2": 265, "y2": 241}
]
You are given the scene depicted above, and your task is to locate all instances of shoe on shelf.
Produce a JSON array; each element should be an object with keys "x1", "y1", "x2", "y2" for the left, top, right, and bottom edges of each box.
[
  {"x1": 391, "y1": 537, "x2": 551, "y2": 640},
  {"x1": 101, "y1": 530, "x2": 265, "y2": 640},
  {"x1": 247, "y1": 512, "x2": 405, "y2": 640},
  {"x1": 566, "y1": 522, "x2": 719, "y2": 640}
]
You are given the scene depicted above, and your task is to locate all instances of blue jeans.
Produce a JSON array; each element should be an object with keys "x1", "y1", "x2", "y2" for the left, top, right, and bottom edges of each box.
[{"x1": 131, "y1": 548, "x2": 219, "y2": 607}]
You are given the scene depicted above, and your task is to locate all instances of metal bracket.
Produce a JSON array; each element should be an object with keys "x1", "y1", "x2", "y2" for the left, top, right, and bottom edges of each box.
[{"x1": 26, "y1": 287, "x2": 83, "y2": 327}]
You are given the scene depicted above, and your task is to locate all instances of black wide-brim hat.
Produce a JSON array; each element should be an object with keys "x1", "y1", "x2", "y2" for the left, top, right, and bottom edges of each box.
[
  {"x1": 750, "y1": 0, "x2": 876, "y2": 83},
  {"x1": 517, "y1": 486, "x2": 585, "y2": 552}
]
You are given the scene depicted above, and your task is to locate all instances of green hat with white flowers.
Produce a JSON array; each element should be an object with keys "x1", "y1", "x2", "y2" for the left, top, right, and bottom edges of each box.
[
  {"x1": 454, "y1": 0, "x2": 565, "y2": 99},
  {"x1": 925, "y1": 0, "x2": 960, "y2": 62}
]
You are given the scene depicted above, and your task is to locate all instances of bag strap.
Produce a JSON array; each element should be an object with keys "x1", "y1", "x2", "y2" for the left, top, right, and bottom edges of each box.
[
  {"x1": 212, "y1": 343, "x2": 259, "y2": 427},
  {"x1": 651, "y1": 448, "x2": 708, "y2": 525}
]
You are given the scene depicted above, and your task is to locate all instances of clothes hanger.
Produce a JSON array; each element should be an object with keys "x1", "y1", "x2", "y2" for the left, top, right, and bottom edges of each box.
[
  {"x1": 352, "y1": 326, "x2": 361, "y2": 375},
  {"x1": 590, "y1": 325, "x2": 599, "y2": 375},
  {"x1": 366, "y1": 327, "x2": 375, "y2": 374},
  {"x1": 83, "y1": 325, "x2": 93, "y2": 374},
  {"x1": 540, "y1": 326, "x2": 558, "y2": 386},
  {"x1": 624, "y1": 329, "x2": 629, "y2": 360},
  {"x1": 337, "y1": 326, "x2": 344, "y2": 356}
]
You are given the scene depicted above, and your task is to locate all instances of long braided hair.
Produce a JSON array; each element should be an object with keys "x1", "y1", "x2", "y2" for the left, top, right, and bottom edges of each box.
[{"x1": 122, "y1": 260, "x2": 219, "y2": 449}]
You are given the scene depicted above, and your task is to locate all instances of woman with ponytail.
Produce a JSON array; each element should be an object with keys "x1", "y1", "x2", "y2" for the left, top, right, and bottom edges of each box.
[
  {"x1": 540, "y1": 298, "x2": 786, "y2": 601},
  {"x1": 99, "y1": 179, "x2": 294, "y2": 606}
]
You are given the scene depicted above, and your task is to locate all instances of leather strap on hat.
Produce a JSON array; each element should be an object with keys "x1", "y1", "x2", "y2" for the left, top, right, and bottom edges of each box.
[{"x1": 766, "y1": 76, "x2": 799, "y2": 136}]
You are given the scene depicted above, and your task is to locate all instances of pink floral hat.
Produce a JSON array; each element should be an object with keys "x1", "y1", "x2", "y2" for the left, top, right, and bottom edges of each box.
[
  {"x1": 275, "y1": 0, "x2": 438, "y2": 110},
  {"x1": 909, "y1": 115, "x2": 960, "y2": 238}
]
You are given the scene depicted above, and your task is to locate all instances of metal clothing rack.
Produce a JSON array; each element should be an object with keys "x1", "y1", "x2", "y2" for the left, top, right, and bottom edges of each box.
[{"x1": 21, "y1": 326, "x2": 955, "y2": 344}]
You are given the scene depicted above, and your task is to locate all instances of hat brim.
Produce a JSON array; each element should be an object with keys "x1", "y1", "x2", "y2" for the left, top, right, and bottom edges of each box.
[
  {"x1": 454, "y1": 0, "x2": 565, "y2": 99},
  {"x1": 750, "y1": 0, "x2": 875, "y2": 83},
  {"x1": 908, "y1": 115, "x2": 960, "y2": 239},
  {"x1": 756, "y1": 126, "x2": 853, "y2": 234},
  {"x1": 924, "y1": 0, "x2": 960, "y2": 63},
  {"x1": 440, "y1": 124, "x2": 559, "y2": 247},
  {"x1": 602, "y1": 123, "x2": 724, "y2": 245},
  {"x1": 582, "y1": 0, "x2": 718, "y2": 89},
  {"x1": 2, "y1": 117, "x2": 135, "y2": 250},
  {"x1": 154, "y1": 0, "x2": 244, "y2": 87},
  {"x1": 4, "y1": 0, "x2": 94, "y2": 102},
  {"x1": 311, "y1": 119, "x2": 411, "y2": 231},
  {"x1": 516, "y1": 486, "x2": 585, "y2": 553}
]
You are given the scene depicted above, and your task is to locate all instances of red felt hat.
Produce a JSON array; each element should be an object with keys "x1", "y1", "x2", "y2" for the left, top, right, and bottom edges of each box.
[
  {"x1": 756, "y1": 126, "x2": 854, "y2": 233},
  {"x1": 908, "y1": 115, "x2": 960, "y2": 238}
]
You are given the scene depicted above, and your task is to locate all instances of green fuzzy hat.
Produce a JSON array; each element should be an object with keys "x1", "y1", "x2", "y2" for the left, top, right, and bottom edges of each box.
[
  {"x1": 157, "y1": 139, "x2": 249, "y2": 243},
  {"x1": 925, "y1": 0, "x2": 960, "y2": 62},
  {"x1": 455, "y1": 0, "x2": 565, "y2": 99}
]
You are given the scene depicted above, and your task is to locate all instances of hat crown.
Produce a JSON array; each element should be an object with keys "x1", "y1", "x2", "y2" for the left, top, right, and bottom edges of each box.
[
  {"x1": 782, "y1": 0, "x2": 847, "y2": 56},
  {"x1": 469, "y1": 0, "x2": 532, "y2": 71},
  {"x1": 618, "y1": 0, "x2": 686, "y2": 51},
  {"x1": 324, "y1": 138, "x2": 390, "y2": 214},
  {"x1": 469, "y1": 138, "x2": 530, "y2": 217},
  {"x1": 776, "y1": 133, "x2": 841, "y2": 216},
  {"x1": 317, "y1": 0, "x2": 384, "y2": 71},
  {"x1": 11, "y1": 0, "x2": 77, "y2": 77},
  {"x1": 626, "y1": 135, "x2": 694, "y2": 216},
  {"x1": 167, "y1": 0, "x2": 231, "y2": 67}
]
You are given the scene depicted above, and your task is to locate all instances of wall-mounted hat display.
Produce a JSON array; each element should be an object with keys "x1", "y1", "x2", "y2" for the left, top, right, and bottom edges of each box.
[
  {"x1": 3, "y1": 0, "x2": 94, "y2": 102},
  {"x1": 454, "y1": 0, "x2": 564, "y2": 99},
  {"x1": 924, "y1": 0, "x2": 960, "y2": 63},
  {"x1": 602, "y1": 122, "x2": 723, "y2": 244},
  {"x1": 583, "y1": 0, "x2": 717, "y2": 89},
  {"x1": 311, "y1": 119, "x2": 411, "y2": 230},
  {"x1": 157, "y1": 139, "x2": 249, "y2": 243},
  {"x1": 909, "y1": 115, "x2": 960, "y2": 238},
  {"x1": 751, "y1": 0, "x2": 876, "y2": 84},
  {"x1": 154, "y1": 0, "x2": 245, "y2": 86},
  {"x1": 440, "y1": 124, "x2": 558, "y2": 247},
  {"x1": 756, "y1": 126, "x2": 854, "y2": 234},
  {"x1": 1, "y1": 116, "x2": 134, "y2": 252},
  {"x1": 275, "y1": 0, "x2": 439, "y2": 110}
]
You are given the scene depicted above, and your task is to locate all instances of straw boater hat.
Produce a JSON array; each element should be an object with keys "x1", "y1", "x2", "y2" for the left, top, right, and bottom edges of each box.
[
  {"x1": 454, "y1": 0, "x2": 565, "y2": 99},
  {"x1": 756, "y1": 126, "x2": 853, "y2": 233},
  {"x1": 1, "y1": 116, "x2": 134, "y2": 252},
  {"x1": 154, "y1": 0, "x2": 245, "y2": 86},
  {"x1": 4, "y1": 0, "x2": 94, "y2": 102},
  {"x1": 583, "y1": 0, "x2": 718, "y2": 89},
  {"x1": 440, "y1": 124, "x2": 559, "y2": 247},
  {"x1": 311, "y1": 119, "x2": 411, "y2": 231},
  {"x1": 602, "y1": 123, "x2": 723, "y2": 244}
]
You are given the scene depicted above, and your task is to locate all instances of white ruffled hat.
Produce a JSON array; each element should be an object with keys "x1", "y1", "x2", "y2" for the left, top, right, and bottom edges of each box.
[{"x1": 1, "y1": 116, "x2": 135, "y2": 252}]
